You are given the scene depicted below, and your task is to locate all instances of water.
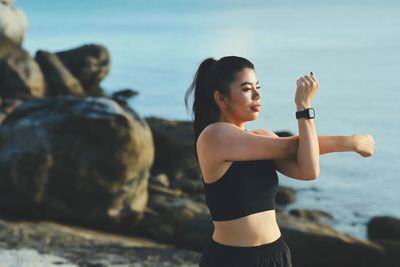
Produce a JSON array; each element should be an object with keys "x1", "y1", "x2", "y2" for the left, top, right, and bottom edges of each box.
[
  {"x1": 0, "y1": 248, "x2": 77, "y2": 267},
  {"x1": 16, "y1": 0, "x2": 400, "y2": 239}
]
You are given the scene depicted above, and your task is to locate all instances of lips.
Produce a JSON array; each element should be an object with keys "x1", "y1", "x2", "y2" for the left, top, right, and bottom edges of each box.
[{"x1": 251, "y1": 105, "x2": 260, "y2": 112}]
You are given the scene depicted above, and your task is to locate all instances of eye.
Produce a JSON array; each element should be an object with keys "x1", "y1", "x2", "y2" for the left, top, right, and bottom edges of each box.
[{"x1": 243, "y1": 86, "x2": 261, "y2": 91}]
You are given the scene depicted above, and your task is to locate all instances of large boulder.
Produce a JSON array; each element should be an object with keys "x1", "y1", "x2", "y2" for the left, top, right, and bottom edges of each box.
[
  {"x1": 55, "y1": 44, "x2": 110, "y2": 96},
  {"x1": 35, "y1": 50, "x2": 85, "y2": 96},
  {"x1": 0, "y1": 0, "x2": 28, "y2": 57},
  {"x1": 0, "y1": 96, "x2": 154, "y2": 230},
  {"x1": 0, "y1": 48, "x2": 45, "y2": 98},
  {"x1": 145, "y1": 116, "x2": 201, "y2": 182}
]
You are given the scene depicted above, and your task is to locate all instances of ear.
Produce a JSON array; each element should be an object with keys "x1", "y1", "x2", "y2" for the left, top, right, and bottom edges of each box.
[{"x1": 213, "y1": 90, "x2": 229, "y2": 109}]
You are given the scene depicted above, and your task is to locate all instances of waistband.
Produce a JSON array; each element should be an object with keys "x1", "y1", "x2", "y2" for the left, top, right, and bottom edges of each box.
[{"x1": 207, "y1": 234, "x2": 288, "y2": 260}]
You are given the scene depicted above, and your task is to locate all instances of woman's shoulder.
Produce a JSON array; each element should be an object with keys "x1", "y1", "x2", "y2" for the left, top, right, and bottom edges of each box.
[
  {"x1": 197, "y1": 122, "x2": 236, "y2": 152},
  {"x1": 199, "y1": 122, "x2": 237, "y2": 139}
]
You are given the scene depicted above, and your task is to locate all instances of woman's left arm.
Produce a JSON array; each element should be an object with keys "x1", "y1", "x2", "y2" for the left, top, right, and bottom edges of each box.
[
  {"x1": 252, "y1": 130, "x2": 375, "y2": 157},
  {"x1": 317, "y1": 135, "x2": 357, "y2": 155},
  {"x1": 303, "y1": 134, "x2": 374, "y2": 157}
]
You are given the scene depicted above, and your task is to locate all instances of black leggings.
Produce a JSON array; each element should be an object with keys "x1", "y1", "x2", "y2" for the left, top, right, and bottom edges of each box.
[{"x1": 199, "y1": 234, "x2": 292, "y2": 267}]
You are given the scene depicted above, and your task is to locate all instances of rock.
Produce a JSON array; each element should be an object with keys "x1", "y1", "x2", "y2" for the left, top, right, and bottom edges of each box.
[
  {"x1": 173, "y1": 178, "x2": 204, "y2": 195},
  {"x1": 112, "y1": 88, "x2": 139, "y2": 99},
  {"x1": 373, "y1": 239, "x2": 400, "y2": 267},
  {"x1": 0, "y1": 96, "x2": 154, "y2": 231},
  {"x1": 55, "y1": 44, "x2": 110, "y2": 96},
  {"x1": 0, "y1": 97, "x2": 21, "y2": 124},
  {"x1": 0, "y1": 1, "x2": 28, "y2": 57},
  {"x1": 0, "y1": 48, "x2": 45, "y2": 98},
  {"x1": 1, "y1": 0, "x2": 15, "y2": 5},
  {"x1": 135, "y1": 193, "x2": 211, "y2": 249},
  {"x1": 35, "y1": 50, "x2": 85, "y2": 96},
  {"x1": 277, "y1": 213, "x2": 384, "y2": 267},
  {"x1": 145, "y1": 116, "x2": 201, "y2": 181},
  {"x1": 178, "y1": 214, "x2": 214, "y2": 250},
  {"x1": 193, "y1": 193, "x2": 206, "y2": 203},
  {"x1": 289, "y1": 208, "x2": 334, "y2": 223},
  {"x1": 275, "y1": 185, "x2": 296, "y2": 206},
  {"x1": 149, "y1": 173, "x2": 170, "y2": 188},
  {"x1": 367, "y1": 216, "x2": 400, "y2": 241},
  {"x1": 111, "y1": 88, "x2": 139, "y2": 112},
  {"x1": 148, "y1": 184, "x2": 185, "y2": 198}
]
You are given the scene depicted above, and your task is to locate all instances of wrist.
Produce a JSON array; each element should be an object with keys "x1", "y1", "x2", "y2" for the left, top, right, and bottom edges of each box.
[
  {"x1": 348, "y1": 135, "x2": 358, "y2": 152},
  {"x1": 296, "y1": 103, "x2": 311, "y2": 111}
]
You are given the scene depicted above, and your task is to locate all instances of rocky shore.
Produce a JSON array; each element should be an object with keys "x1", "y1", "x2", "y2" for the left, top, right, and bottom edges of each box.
[
  {"x1": 0, "y1": 214, "x2": 201, "y2": 266},
  {"x1": 1, "y1": 2, "x2": 399, "y2": 266}
]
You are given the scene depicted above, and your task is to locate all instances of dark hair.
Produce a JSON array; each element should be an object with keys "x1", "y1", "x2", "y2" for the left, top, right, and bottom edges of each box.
[{"x1": 184, "y1": 56, "x2": 255, "y2": 161}]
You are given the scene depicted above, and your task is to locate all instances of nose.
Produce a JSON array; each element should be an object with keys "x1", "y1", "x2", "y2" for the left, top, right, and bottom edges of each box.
[{"x1": 253, "y1": 89, "x2": 261, "y2": 100}]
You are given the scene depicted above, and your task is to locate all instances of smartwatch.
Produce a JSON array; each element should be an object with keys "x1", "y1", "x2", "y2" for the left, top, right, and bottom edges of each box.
[{"x1": 296, "y1": 108, "x2": 315, "y2": 119}]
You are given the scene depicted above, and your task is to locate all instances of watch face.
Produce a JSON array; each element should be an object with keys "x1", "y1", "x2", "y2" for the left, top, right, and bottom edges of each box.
[{"x1": 308, "y1": 108, "x2": 315, "y2": 118}]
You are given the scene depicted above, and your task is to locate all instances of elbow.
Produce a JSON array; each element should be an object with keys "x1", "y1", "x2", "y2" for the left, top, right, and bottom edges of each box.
[
  {"x1": 303, "y1": 169, "x2": 320, "y2": 181},
  {"x1": 310, "y1": 171, "x2": 320, "y2": 181}
]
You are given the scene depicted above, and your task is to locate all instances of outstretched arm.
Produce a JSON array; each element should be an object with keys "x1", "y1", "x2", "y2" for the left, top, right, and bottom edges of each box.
[
  {"x1": 319, "y1": 135, "x2": 354, "y2": 155},
  {"x1": 292, "y1": 134, "x2": 374, "y2": 157},
  {"x1": 250, "y1": 129, "x2": 375, "y2": 180},
  {"x1": 252, "y1": 130, "x2": 375, "y2": 157}
]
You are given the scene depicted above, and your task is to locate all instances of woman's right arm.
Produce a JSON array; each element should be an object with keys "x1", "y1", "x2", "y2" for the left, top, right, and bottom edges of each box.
[
  {"x1": 293, "y1": 73, "x2": 320, "y2": 178},
  {"x1": 294, "y1": 102, "x2": 320, "y2": 179}
]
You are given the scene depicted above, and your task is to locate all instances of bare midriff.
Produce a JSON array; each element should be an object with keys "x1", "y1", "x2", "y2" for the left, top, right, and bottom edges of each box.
[{"x1": 212, "y1": 209, "x2": 281, "y2": 247}]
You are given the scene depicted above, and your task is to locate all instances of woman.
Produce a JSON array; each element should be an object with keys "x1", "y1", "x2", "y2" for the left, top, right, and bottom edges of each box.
[{"x1": 184, "y1": 56, "x2": 375, "y2": 267}]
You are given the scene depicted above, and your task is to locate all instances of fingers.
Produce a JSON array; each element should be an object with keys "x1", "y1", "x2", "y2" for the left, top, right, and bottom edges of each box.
[
  {"x1": 304, "y1": 72, "x2": 319, "y2": 88},
  {"x1": 309, "y1": 72, "x2": 316, "y2": 82},
  {"x1": 300, "y1": 77, "x2": 308, "y2": 84},
  {"x1": 369, "y1": 134, "x2": 375, "y2": 144},
  {"x1": 304, "y1": 75, "x2": 314, "y2": 85},
  {"x1": 296, "y1": 78, "x2": 306, "y2": 87},
  {"x1": 297, "y1": 72, "x2": 319, "y2": 88}
]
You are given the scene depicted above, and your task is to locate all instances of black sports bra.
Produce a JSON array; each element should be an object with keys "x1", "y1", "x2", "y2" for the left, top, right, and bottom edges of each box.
[{"x1": 202, "y1": 159, "x2": 279, "y2": 221}]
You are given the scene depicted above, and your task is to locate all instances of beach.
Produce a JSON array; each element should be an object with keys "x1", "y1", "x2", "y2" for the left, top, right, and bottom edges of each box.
[{"x1": 1, "y1": 0, "x2": 399, "y2": 265}]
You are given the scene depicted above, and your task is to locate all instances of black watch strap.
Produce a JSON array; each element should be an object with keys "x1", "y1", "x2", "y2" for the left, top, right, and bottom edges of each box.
[{"x1": 296, "y1": 108, "x2": 315, "y2": 119}]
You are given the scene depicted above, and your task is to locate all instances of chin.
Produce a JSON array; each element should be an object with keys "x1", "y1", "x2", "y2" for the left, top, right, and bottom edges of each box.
[{"x1": 248, "y1": 115, "x2": 258, "y2": 121}]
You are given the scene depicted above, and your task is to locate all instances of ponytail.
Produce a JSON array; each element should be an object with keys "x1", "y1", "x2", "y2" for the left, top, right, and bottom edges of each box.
[{"x1": 184, "y1": 56, "x2": 254, "y2": 161}]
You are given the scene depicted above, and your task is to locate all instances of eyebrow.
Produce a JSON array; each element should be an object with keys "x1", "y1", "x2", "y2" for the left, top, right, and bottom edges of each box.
[{"x1": 240, "y1": 81, "x2": 260, "y2": 87}]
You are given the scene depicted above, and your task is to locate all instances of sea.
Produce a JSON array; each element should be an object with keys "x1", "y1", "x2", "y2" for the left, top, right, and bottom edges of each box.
[{"x1": 17, "y1": 0, "x2": 400, "y2": 240}]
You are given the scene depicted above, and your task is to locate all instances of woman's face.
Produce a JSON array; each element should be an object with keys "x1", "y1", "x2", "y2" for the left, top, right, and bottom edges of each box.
[{"x1": 216, "y1": 68, "x2": 261, "y2": 122}]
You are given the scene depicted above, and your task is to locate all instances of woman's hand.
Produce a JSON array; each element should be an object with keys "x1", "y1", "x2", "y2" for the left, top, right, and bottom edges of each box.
[
  {"x1": 295, "y1": 72, "x2": 319, "y2": 108},
  {"x1": 352, "y1": 134, "x2": 375, "y2": 157}
]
